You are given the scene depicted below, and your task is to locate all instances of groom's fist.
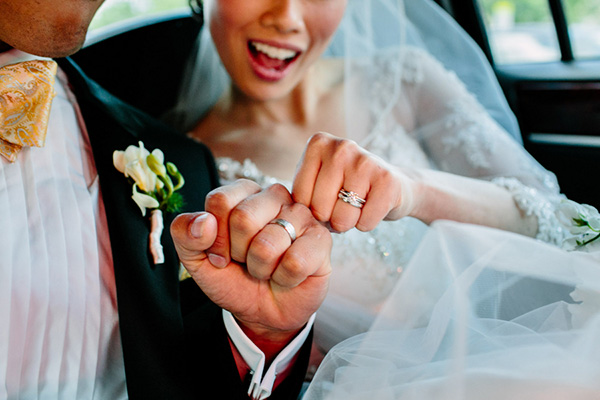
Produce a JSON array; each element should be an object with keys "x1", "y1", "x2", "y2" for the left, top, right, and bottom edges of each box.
[{"x1": 171, "y1": 180, "x2": 332, "y2": 340}]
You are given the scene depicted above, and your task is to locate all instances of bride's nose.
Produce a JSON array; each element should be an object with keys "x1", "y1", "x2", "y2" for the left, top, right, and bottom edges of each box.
[{"x1": 260, "y1": 0, "x2": 305, "y2": 34}]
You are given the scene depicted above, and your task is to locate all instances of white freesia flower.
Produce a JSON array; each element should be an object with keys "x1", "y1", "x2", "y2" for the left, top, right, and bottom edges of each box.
[
  {"x1": 132, "y1": 183, "x2": 159, "y2": 217},
  {"x1": 149, "y1": 148, "x2": 166, "y2": 175},
  {"x1": 559, "y1": 199, "x2": 600, "y2": 252},
  {"x1": 113, "y1": 141, "x2": 186, "y2": 265},
  {"x1": 113, "y1": 141, "x2": 158, "y2": 193}
]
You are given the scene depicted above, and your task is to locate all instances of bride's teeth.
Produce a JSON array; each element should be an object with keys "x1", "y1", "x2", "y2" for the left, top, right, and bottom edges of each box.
[{"x1": 252, "y1": 42, "x2": 297, "y2": 60}]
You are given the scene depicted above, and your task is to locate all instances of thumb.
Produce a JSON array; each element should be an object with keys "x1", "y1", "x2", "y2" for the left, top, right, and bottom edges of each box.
[{"x1": 170, "y1": 212, "x2": 218, "y2": 267}]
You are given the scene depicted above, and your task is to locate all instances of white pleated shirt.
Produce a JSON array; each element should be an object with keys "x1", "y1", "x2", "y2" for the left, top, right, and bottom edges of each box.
[{"x1": 0, "y1": 49, "x2": 127, "y2": 399}]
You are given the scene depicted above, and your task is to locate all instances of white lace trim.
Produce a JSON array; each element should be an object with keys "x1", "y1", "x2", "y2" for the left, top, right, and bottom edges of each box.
[
  {"x1": 492, "y1": 177, "x2": 566, "y2": 246},
  {"x1": 217, "y1": 157, "x2": 281, "y2": 188},
  {"x1": 441, "y1": 97, "x2": 498, "y2": 170}
]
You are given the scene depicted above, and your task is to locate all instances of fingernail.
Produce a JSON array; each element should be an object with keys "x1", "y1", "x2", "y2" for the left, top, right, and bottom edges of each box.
[
  {"x1": 208, "y1": 253, "x2": 227, "y2": 268},
  {"x1": 190, "y1": 214, "x2": 207, "y2": 238}
]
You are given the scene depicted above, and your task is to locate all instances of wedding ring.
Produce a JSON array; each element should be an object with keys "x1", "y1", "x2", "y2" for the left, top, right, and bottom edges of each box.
[
  {"x1": 268, "y1": 218, "x2": 297, "y2": 243},
  {"x1": 338, "y1": 188, "x2": 366, "y2": 209}
]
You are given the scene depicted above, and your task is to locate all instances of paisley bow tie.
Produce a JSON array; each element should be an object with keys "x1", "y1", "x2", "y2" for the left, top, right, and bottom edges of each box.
[{"x1": 0, "y1": 59, "x2": 57, "y2": 162}]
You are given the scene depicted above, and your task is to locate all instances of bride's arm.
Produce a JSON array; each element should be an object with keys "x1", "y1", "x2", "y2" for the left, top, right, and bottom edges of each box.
[
  {"x1": 408, "y1": 47, "x2": 566, "y2": 242},
  {"x1": 400, "y1": 167, "x2": 538, "y2": 236},
  {"x1": 292, "y1": 132, "x2": 540, "y2": 237},
  {"x1": 292, "y1": 49, "x2": 567, "y2": 242}
]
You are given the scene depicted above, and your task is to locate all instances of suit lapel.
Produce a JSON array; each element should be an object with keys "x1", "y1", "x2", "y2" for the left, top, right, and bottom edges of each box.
[{"x1": 57, "y1": 58, "x2": 219, "y2": 398}]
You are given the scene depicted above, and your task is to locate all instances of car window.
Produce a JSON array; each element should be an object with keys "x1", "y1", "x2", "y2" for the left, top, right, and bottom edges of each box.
[
  {"x1": 564, "y1": 0, "x2": 600, "y2": 60},
  {"x1": 478, "y1": 0, "x2": 600, "y2": 64},
  {"x1": 89, "y1": 0, "x2": 188, "y2": 31}
]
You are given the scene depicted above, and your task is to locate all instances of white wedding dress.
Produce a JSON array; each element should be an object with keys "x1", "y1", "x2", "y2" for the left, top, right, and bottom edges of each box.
[{"x1": 215, "y1": 46, "x2": 569, "y2": 357}]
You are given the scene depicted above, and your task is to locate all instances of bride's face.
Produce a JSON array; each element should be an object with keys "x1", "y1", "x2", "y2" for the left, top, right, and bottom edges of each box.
[{"x1": 208, "y1": 0, "x2": 347, "y2": 101}]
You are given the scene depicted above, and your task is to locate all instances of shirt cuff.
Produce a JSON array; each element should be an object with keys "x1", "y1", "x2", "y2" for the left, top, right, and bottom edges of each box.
[{"x1": 222, "y1": 310, "x2": 315, "y2": 400}]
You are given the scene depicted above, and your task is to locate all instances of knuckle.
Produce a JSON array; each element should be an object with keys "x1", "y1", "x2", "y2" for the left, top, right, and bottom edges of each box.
[
  {"x1": 205, "y1": 189, "x2": 233, "y2": 214},
  {"x1": 251, "y1": 236, "x2": 281, "y2": 264},
  {"x1": 310, "y1": 206, "x2": 330, "y2": 223},
  {"x1": 234, "y1": 178, "x2": 262, "y2": 194},
  {"x1": 275, "y1": 257, "x2": 308, "y2": 287},
  {"x1": 374, "y1": 166, "x2": 393, "y2": 185},
  {"x1": 306, "y1": 132, "x2": 336, "y2": 157},
  {"x1": 355, "y1": 220, "x2": 376, "y2": 232},
  {"x1": 308, "y1": 131, "x2": 330, "y2": 147},
  {"x1": 355, "y1": 153, "x2": 374, "y2": 172},
  {"x1": 331, "y1": 138, "x2": 358, "y2": 164},
  {"x1": 287, "y1": 201, "x2": 310, "y2": 216},
  {"x1": 229, "y1": 204, "x2": 260, "y2": 235},
  {"x1": 247, "y1": 261, "x2": 271, "y2": 280},
  {"x1": 204, "y1": 179, "x2": 261, "y2": 213},
  {"x1": 329, "y1": 217, "x2": 354, "y2": 233},
  {"x1": 266, "y1": 183, "x2": 292, "y2": 201},
  {"x1": 237, "y1": 178, "x2": 260, "y2": 188}
]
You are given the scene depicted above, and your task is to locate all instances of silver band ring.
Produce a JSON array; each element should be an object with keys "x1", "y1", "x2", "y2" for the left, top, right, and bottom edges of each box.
[
  {"x1": 338, "y1": 188, "x2": 366, "y2": 209},
  {"x1": 269, "y1": 218, "x2": 297, "y2": 242}
]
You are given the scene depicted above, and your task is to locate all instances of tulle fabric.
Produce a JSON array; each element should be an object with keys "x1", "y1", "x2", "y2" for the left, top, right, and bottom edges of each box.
[
  {"x1": 403, "y1": 0, "x2": 520, "y2": 140},
  {"x1": 188, "y1": 0, "x2": 569, "y2": 360},
  {"x1": 166, "y1": 0, "x2": 520, "y2": 143},
  {"x1": 304, "y1": 221, "x2": 600, "y2": 399}
]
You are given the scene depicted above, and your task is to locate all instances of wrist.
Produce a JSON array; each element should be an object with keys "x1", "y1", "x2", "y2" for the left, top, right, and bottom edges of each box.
[
  {"x1": 409, "y1": 173, "x2": 435, "y2": 223},
  {"x1": 387, "y1": 167, "x2": 424, "y2": 222},
  {"x1": 236, "y1": 319, "x2": 302, "y2": 363}
]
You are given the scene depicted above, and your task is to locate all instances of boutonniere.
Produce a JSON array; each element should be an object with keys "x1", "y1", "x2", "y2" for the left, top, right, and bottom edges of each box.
[
  {"x1": 559, "y1": 200, "x2": 600, "y2": 252},
  {"x1": 113, "y1": 141, "x2": 185, "y2": 264}
]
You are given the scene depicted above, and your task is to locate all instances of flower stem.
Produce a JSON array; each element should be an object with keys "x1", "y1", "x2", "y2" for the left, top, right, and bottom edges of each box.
[{"x1": 579, "y1": 233, "x2": 600, "y2": 247}]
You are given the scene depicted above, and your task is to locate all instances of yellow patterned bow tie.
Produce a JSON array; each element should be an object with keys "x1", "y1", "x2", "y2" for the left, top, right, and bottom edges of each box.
[{"x1": 0, "y1": 59, "x2": 57, "y2": 163}]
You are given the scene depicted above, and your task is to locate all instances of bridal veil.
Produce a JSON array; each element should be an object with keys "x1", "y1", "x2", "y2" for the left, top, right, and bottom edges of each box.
[
  {"x1": 304, "y1": 221, "x2": 600, "y2": 399},
  {"x1": 168, "y1": 0, "x2": 520, "y2": 143}
]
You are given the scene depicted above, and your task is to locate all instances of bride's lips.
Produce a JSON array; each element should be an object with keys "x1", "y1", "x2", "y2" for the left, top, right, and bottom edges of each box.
[{"x1": 247, "y1": 39, "x2": 302, "y2": 82}]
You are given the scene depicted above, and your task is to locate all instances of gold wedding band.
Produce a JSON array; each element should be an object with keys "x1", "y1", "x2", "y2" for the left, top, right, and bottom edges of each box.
[
  {"x1": 268, "y1": 218, "x2": 297, "y2": 242},
  {"x1": 338, "y1": 188, "x2": 366, "y2": 209}
]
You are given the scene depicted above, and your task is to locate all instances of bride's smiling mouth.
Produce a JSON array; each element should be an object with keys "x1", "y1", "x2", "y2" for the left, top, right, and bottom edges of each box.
[{"x1": 247, "y1": 40, "x2": 302, "y2": 82}]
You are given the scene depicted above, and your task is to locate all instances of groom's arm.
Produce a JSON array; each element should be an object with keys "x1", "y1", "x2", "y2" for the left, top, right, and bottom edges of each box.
[
  {"x1": 225, "y1": 311, "x2": 314, "y2": 399},
  {"x1": 173, "y1": 180, "x2": 331, "y2": 399},
  {"x1": 181, "y1": 279, "x2": 313, "y2": 399}
]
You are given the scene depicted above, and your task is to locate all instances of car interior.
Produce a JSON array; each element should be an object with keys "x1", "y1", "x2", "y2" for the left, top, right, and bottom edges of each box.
[{"x1": 73, "y1": 0, "x2": 600, "y2": 210}]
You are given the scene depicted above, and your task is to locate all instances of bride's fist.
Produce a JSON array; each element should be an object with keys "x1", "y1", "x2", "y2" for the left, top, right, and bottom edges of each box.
[{"x1": 292, "y1": 132, "x2": 417, "y2": 232}]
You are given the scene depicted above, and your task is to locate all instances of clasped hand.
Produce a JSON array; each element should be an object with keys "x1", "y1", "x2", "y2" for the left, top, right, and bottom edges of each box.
[
  {"x1": 171, "y1": 179, "x2": 332, "y2": 345},
  {"x1": 172, "y1": 132, "x2": 419, "y2": 349}
]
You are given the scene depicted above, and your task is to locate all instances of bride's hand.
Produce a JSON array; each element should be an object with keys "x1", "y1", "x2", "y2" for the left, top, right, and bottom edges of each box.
[{"x1": 292, "y1": 132, "x2": 418, "y2": 232}]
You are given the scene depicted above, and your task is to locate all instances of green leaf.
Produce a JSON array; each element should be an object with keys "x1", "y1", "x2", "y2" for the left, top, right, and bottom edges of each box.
[{"x1": 163, "y1": 192, "x2": 185, "y2": 213}]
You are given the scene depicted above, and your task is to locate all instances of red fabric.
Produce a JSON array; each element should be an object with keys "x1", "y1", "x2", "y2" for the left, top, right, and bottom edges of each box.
[{"x1": 228, "y1": 338, "x2": 300, "y2": 392}]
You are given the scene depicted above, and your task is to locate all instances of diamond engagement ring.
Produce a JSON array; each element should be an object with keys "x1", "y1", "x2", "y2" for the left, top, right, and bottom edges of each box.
[
  {"x1": 338, "y1": 188, "x2": 366, "y2": 209},
  {"x1": 268, "y1": 218, "x2": 297, "y2": 243}
]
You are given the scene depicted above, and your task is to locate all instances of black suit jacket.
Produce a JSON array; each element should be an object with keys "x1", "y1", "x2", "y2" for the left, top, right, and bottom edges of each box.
[{"x1": 56, "y1": 58, "x2": 310, "y2": 399}]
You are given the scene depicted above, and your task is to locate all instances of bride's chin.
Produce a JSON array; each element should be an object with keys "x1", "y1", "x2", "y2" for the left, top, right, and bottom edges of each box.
[{"x1": 236, "y1": 82, "x2": 295, "y2": 103}]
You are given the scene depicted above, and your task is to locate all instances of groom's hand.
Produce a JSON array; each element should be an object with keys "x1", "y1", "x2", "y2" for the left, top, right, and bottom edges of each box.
[{"x1": 171, "y1": 179, "x2": 332, "y2": 351}]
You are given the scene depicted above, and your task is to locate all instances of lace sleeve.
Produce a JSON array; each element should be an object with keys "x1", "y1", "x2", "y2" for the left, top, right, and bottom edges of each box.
[
  {"x1": 491, "y1": 177, "x2": 567, "y2": 245},
  {"x1": 405, "y1": 48, "x2": 566, "y2": 243}
]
